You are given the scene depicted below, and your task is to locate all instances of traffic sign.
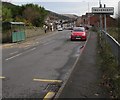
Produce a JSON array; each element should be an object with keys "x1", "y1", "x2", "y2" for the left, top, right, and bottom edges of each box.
[{"x1": 92, "y1": 7, "x2": 114, "y2": 15}]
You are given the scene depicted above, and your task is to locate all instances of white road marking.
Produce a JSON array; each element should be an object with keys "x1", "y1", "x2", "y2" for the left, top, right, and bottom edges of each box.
[
  {"x1": 10, "y1": 51, "x2": 18, "y2": 55},
  {"x1": 23, "y1": 47, "x2": 36, "y2": 53},
  {"x1": 43, "y1": 40, "x2": 55, "y2": 46},
  {"x1": 6, "y1": 48, "x2": 36, "y2": 61},
  {"x1": 23, "y1": 47, "x2": 36, "y2": 54},
  {"x1": 28, "y1": 47, "x2": 36, "y2": 51},
  {"x1": 6, "y1": 53, "x2": 22, "y2": 61}
]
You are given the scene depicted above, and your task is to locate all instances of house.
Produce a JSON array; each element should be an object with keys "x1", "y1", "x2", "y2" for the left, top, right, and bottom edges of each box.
[{"x1": 79, "y1": 12, "x2": 117, "y2": 27}]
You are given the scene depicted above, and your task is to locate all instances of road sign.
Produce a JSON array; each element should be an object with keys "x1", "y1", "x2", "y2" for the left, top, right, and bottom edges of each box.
[{"x1": 92, "y1": 7, "x2": 114, "y2": 15}]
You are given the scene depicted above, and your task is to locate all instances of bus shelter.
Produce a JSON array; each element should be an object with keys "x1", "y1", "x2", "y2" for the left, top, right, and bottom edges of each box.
[{"x1": 2, "y1": 22, "x2": 26, "y2": 43}]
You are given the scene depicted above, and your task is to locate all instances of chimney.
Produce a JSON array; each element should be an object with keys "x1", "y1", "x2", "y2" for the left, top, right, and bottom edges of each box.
[
  {"x1": 100, "y1": 4, "x2": 102, "y2": 8},
  {"x1": 104, "y1": 4, "x2": 106, "y2": 8}
]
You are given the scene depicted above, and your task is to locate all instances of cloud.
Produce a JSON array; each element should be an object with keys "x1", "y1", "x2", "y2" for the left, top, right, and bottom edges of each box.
[
  {"x1": 33, "y1": 2, "x2": 98, "y2": 16},
  {"x1": 2, "y1": 0, "x2": 119, "y2": 3}
]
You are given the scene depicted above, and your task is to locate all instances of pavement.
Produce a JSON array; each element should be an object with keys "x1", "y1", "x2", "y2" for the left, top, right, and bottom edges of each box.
[
  {"x1": 1, "y1": 31, "x2": 57, "y2": 49},
  {"x1": 56, "y1": 31, "x2": 109, "y2": 98}
]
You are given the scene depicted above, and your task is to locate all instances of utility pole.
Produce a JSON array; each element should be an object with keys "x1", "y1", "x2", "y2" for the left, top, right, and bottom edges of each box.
[
  {"x1": 99, "y1": 0, "x2": 103, "y2": 32},
  {"x1": 104, "y1": 4, "x2": 107, "y2": 33},
  {"x1": 88, "y1": 2, "x2": 90, "y2": 26}
]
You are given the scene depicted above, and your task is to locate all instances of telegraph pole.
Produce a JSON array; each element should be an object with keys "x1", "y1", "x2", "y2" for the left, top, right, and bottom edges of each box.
[
  {"x1": 104, "y1": 4, "x2": 107, "y2": 33},
  {"x1": 99, "y1": 0, "x2": 103, "y2": 32},
  {"x1": 88, "y1": 2, "x2": 90, "y2": 26}
]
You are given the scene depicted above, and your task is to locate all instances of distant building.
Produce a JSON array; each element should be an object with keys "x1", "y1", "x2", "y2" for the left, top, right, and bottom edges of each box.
[
  {"x1": 90, "y1": 15, "x2": 117, "y2": 27},
  {"x1": 79, "y1": 12, "x2": 117, "y2": 27},
  {"x1": 76, "y1": 13, "x2": 93, "y2": 27}
]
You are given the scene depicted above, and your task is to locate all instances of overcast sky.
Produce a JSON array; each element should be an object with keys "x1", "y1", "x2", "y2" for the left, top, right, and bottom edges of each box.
[{"x1": 2, "y1": 0, "x2": 119, "y2": 17}]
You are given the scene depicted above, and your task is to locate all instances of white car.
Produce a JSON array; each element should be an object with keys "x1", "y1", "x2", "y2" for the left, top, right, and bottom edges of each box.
[{"x1": 58, "y1": 27, "x2": 63, "y2": 31}]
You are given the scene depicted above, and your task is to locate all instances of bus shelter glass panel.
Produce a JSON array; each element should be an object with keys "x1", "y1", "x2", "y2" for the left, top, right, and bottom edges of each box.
[{"x1": 12, "y1": 24, "x2": 25, "y2": 42}]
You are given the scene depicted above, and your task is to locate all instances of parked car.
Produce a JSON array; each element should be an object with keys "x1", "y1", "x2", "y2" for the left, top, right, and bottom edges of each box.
[
  {"x1": 71, "y1": 27, "x2": 87, "y2": 41},
  {"x1": 57, "y1": 27, "x2": 63, "y2": 31}
]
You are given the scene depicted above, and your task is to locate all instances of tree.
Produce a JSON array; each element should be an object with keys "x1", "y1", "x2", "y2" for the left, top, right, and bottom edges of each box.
[
  {"x1": 21, "y1": 4, "x2": 48, "y2": 27},
  {"x1": 2, "y1": 7, "x2": 12, "y2": 21},
  {"x1": 2, "y1": 2, "x2": 48, "y2": 27}
]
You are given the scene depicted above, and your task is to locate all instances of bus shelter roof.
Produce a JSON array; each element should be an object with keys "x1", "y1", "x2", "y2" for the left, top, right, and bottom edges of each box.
[{"x1": 10, "y1": 22, "x2": 25, "y2": 25}]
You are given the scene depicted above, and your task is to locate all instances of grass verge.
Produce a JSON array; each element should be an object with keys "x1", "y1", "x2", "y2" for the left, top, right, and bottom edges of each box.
[
  {"x1": 107, "y1": 27, "x2": 120, "y2": 43},
  {"x1": 97, "y1": 30, "x2": 120, "y2": 98}
]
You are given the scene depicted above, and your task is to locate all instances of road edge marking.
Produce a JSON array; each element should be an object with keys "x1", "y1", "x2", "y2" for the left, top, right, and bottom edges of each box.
[
  {"x1": 10, "y1": 51, "x2": 18, "y2": 55},
  {"x1": 5, "y1": 53, "x2": 22, "y2": 61}
]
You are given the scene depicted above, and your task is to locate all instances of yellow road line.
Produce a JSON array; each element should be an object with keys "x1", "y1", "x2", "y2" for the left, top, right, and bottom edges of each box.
[
  {"x1": 33, "y1": 78, "x2": 62, "y2": 83},
  {"x1": 43, "y1": 91, "x2": 55, "y2": 100},
  {"x1": 0, "y1": 76, "x2": 6, "y2": 79}
]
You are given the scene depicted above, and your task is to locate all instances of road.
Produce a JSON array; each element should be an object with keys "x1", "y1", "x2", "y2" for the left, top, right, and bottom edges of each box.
[
  {"x1": 57, "y1": 31, "x2": 108, "y2": 98},
  {"x1": 2, "y1": 30, "x2": 87, "y2": 98}
]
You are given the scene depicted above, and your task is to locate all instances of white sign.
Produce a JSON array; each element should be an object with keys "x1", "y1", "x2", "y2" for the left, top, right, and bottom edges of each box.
[{"x1": 92, "y1": 7, "x2": 114, "y2": 15}]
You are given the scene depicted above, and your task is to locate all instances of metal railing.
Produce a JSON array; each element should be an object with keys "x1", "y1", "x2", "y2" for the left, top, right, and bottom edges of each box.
[
  {"x1": 102, "y1": 30, "x2": 120, "y2": 47},
  {"x1": 101, "y1": 30, "x2": 120, "y2": 64}
]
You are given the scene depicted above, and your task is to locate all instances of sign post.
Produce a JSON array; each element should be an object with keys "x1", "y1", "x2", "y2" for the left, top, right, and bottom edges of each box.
[
  {"x1": 104, "y1": 14, "x2": 106, "y2": 32},
  {"x1": 92, "y1": 6, "x2": 114, "y2": 33}
]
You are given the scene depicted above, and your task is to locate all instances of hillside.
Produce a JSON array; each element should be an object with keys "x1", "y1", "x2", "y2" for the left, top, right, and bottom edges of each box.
[
  {"x1": 2, "y1": 2, "x2": 72, "y2": 25},
  {"x1": 61, "y1": 14, "x2": 78, "y2": 19},
  {"x1": 47, "y1": 10, "x2": 71, "y2": 20}
]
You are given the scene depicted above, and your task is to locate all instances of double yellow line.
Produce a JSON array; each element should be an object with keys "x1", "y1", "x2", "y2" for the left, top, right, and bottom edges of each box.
[
  {"x1": 33, "y1": 78, "x2": 62, "y2": 83},
  {"x1": 0, "y1": 76, "x2": 6, "y2": 79},
  {"x1": 33, "y1": 78, "x2": 62, "y2": 99},
  {"x1": 43, "y1": 91, "x2": 56, "y2": 100}
]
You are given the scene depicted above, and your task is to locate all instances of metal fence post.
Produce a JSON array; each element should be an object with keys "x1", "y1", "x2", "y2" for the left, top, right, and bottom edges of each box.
[{"x1": 104, "y1": 14, "x2": 107, "y2": 33}]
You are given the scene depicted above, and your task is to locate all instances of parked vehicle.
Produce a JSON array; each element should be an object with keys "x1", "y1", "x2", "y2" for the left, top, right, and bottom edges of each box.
[
  {"x1": 57, "y1": 25, "x2": 63, "y2": 31},
  {"x1": 64, "y1": 27, "x2": 73, "y2": 30},
  {"x1": 57, "y1": 27, "x2": 63, "y2": 31},
  {"x1": 71, "y1": 27, "x2": 87, "y2": 41}
]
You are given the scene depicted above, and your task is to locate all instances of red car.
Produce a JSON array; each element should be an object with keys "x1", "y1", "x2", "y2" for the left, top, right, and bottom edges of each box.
[{"x1": 71, "y1": 27, "x2": 87, "y2": 41}]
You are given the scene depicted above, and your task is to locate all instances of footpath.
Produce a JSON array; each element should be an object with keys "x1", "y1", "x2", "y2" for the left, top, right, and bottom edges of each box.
[
  {"x1": 57, "y1": 31, "x2": 108, "y2": 98},
  {"x1": 1, "y1": 30, "x2": 57, "y2": 49}
]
